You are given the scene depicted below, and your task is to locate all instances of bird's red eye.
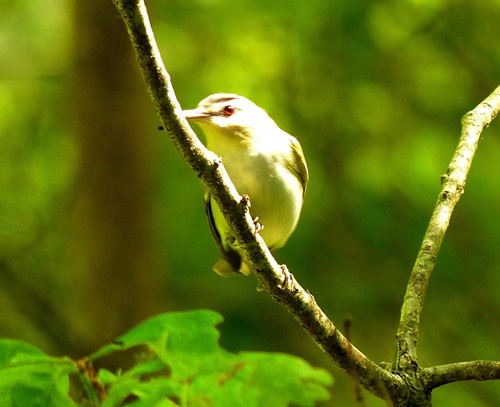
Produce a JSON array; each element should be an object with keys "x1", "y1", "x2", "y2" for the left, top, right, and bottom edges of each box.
[{"x1": 223, "y1": 105, "x2": 235, "y2": 116}]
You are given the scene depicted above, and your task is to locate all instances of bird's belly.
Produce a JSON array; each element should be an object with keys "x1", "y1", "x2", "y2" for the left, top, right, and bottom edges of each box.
[{"x1": 216, "y1": 154, "x2": 303, "y2": 250}]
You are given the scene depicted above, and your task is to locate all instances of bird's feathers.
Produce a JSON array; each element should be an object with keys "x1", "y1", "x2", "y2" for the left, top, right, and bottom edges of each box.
[
  {"x1": 185, "y1": 93, "x2": 308, "y2": 276},
  {"x1": 204, "y1": 189, "x2": 247, "y2": 276}
]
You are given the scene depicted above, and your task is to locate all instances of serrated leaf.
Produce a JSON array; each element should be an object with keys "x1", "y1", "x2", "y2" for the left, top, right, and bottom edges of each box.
[{"x1": 93, "y1": 310, "x2": 332, "y2": 407}]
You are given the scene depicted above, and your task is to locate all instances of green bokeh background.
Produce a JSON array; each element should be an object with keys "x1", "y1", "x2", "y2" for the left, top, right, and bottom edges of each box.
[{"x1": 1, "y1": 0, "x2": 499, "y2": 405}]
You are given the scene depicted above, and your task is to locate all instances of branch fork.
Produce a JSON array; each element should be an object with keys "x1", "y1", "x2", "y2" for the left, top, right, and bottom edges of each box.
[{"x1": 112, "y1": 1, "x2": 500, "y2": 405}]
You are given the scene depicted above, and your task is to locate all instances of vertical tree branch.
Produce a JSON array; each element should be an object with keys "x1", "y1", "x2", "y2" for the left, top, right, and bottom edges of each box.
[{"x1": 396, "y1": 86, "x2": 500, "y2": 371}]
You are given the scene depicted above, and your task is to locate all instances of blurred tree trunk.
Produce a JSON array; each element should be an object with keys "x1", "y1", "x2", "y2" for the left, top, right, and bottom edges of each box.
[{"x1": 71, "y1": 0, "x2": 165, "y2": 355}]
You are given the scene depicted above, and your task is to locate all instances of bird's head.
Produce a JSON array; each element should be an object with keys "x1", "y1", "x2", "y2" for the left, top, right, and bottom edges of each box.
[{"x1": 183, "y1": 94, "x2": 277, "y2": 142}]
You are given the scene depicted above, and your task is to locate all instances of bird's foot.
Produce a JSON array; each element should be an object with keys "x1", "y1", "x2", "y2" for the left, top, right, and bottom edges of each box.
[
  {"x1": 252, "y1": 217, "x2": 264, "y2": 235},
  {"x1": 278, "y1": 264, "x2": 296, "y2": 290}
]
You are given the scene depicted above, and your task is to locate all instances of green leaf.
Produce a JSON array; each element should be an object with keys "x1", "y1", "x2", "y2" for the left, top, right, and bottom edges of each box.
[
  {"x1": 90, "y1": 310, "x2": 225, "y2": 378},
  {"x1": 0, "y1": 339, "x2": 77, "y2": 407},
  {"x1": 185, "y1": 352, "x2": 333, "y2": 407},
  {"x1": 237, "y1": 352, "x2": 333, "y2": 406},
  {"x1": 97, "y1": 368, "x2": 118, "y2": 385},
  {"x1": 103, "y1": 377, "x2": 183, "y2": 407},
  {"x1": 91, "y1": 310, "x2": 332, "y2": 407}
]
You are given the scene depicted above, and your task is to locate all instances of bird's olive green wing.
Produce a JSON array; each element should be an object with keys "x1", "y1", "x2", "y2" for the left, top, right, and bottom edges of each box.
[
  {"x1": 204, "y1": 189, "x2": 242, "y2": 274},
  {"x1": 286, "y1": 135, "x2": 309, "y2": 197}
]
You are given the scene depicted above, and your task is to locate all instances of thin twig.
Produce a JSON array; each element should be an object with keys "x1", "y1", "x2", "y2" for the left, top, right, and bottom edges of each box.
[
  {"x1": 422, "y1": 360, "x2": 500, "y2": 389},
  {"x1": 395, "y1": 86, "x2": 500, "y2": 372},
  {"x1": 344, "y1": 317, "x2": 368, "y2": 406},
  {"x1": 111, "y1": 0, "x2": 406, "y2": 402}
]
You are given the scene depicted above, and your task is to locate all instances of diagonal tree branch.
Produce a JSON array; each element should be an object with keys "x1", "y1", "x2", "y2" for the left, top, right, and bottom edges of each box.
[
  {"x1": 111, "y1": 0, "x2": 406, "y2": 402},
  {"x1": 395, "y1": 86, "x2": 500, "y2": 373}
]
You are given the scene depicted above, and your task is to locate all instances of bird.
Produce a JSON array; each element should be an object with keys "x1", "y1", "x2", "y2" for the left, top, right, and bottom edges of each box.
[{"x1": 183, "y1": 93, "x2": 309, "y2": 276}]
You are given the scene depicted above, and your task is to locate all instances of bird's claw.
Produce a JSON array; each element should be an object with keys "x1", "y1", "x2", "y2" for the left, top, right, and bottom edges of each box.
[
  {"x1": 277, "y1": 264, "x2": 296, "y2": 290},
  {"x1": 253, "y1": 217, "x2": 264, "y2": 235}
]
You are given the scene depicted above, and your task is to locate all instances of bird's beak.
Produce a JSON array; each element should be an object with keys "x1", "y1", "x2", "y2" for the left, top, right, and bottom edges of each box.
[{"x1": 183, "y1": 108, "x2": 211, "y2": 122}]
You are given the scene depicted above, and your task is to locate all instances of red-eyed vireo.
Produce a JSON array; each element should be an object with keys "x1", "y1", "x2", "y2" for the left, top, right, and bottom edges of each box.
[{"x1": 183, "y1": 94, "x2": 309, "y2": 276}]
